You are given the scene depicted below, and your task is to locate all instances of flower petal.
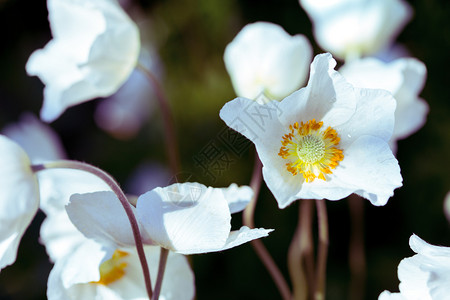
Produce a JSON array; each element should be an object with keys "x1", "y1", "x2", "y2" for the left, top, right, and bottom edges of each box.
[
  {"x1": 220, "y1": 183, "x2": 253, "y2": 214},
  {"x1": 66, "y1": 191, "x2": 142, "y2": 247},
  {"x1": 224, "y1": 21, "x2": 312, "y2": 100},
  {"x1": 329, "y1": 135, "x2": 402, "y2": 205},
  {"x1": 136, "y1": 183, "x2": 231, "y2": 254},
  {"x1": 0, "y1": 135, "x2": 39, "y2": 270},
  {"x1": 26, "y1": 0, "x2": 140, "y2": 122},
  {"x1": 217, "y1": 226, "x2": 273, "y2": 252}
]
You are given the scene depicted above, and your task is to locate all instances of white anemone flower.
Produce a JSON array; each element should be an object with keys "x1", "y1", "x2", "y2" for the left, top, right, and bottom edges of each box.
[
  {"x1": 2, "y1": 114, "x2": 111, "y2": 261},
  {"x1": 66, "y1": 184, "x2": 272, "y2": 255},
  {"x1": 339, "y1": 57, "x2": 428, "y2": 152},
  {"x1": 26, "y1": 0, "x2": 140, "y2": 122},
  {"x1": 224, "y1": 21, "x2": 312, "y2": 100},
  {"x1": 220, "y1": 53, "x2": 402, "y2": 208},
  {"x1": 47, "y1": 240, "x2": 195, "y2": 300},
  {"x1": 378, "y1": 234, "x2": 450, "y2": 300},
  {"x1": 0, "y1": 135, "x2": 39, "y2": 271},
  {"x1": 299, "y1": 0, "x2": 412, "y2": 60}
]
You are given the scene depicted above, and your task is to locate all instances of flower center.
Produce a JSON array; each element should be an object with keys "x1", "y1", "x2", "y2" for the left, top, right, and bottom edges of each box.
[
  {"x1": 278, "y1": 119, "x2": 344, "y2": 183},
  {"x1": 91, "y1": 249, "x2": 129, "y2": 286}
]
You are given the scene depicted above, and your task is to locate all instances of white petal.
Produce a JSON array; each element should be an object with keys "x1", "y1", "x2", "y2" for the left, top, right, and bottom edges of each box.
[
  {"x1": 378, "y1": 291, "x2": 406, "y2": 300},
  {"x1": 2, "y1": 112, "x2": 66, "y2": 163},
  {"x1": 38, "y1": 169, "x2": 111, "y2": 216},
  {"x1": 330, "y1": 136, "x2": 402, "y2": 205},
  {"x1": 40, "y1": 211, "x2": 87, "y2": 262},
  {"x1": 136, "y1": 183, "x2": 231, "y2": 254},
  {"x1": 220, "y1": 183, "x2": 253, "y2": 214},
  {"x1": 397, "y1": 255, "x2": 432, "y2": 299},
  {"x1": 66, "y1": 191, "x2": 139, "y2": 247},
  {"x1": 0, "y1": 135, "x2": 39, "y2": 270},
  {"x1": 217, "y1": 226, "x2": 273, "y2": 252},
  {"x1": 300, "y1": 0, "x2": 412, "y2": 59},
  {"x1": 224, "y1": 21, "x2": 312, "y2": 100},
  {"x1": 26, "y1": 0, "x2": 140, "y2": 122},
  {"x1": 278, "y1": 53, "x2": 357, "y2": 128}
]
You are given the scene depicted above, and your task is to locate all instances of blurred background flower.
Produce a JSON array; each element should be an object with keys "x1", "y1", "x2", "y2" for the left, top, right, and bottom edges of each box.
[{"x1": 0, "y1": 0, "x2": 449, "y2": 299}]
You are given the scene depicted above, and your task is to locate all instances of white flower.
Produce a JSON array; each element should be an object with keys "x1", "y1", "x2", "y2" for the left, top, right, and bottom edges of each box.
[
  {"x1": 224, "y1": 21, "x2": 312, "y2": 100},
  {"x1": 220, "y1": 53, "x2": 402, "y2": 208},
  {"x1": 0, "y1": 135, "x2": 39, "y2": 271},
  {"x1": 26, "y1": 0, "x2": 140, "y2": 122},
  {"x1": 299, "y1": 0, "x2": 412, "y2": 60},
  {"x1": 136, "y1": 182, "x2": 272, "y2": 254},
  {"x1": 339, "y1": 57, "x2": 428, "y2": 151},
  {"x1": 66, "y1": 184, "x2": 272, "y2": 255},
  {"x1": 47, "y1": 239, "x2": 195, "y2": 300},
  {"x1": 378, "y1": 234, "x2": 450, "y2": 300},
  {"x1": 2, "y1": 114, "x2": 111, "y2": 261}
]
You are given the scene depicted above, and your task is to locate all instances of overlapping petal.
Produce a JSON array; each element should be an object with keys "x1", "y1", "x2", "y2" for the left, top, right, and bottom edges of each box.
[{"x1": 339, "y1": 57, "x2": 428, "y2": 151}]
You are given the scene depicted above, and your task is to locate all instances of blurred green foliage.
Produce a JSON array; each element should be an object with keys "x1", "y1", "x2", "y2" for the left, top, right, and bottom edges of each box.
[{"x1": 0, "y1": 0, "x2": 449, "y2": 299}]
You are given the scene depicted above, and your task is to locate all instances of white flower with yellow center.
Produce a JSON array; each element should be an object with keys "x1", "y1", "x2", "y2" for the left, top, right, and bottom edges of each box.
[
  {"x1": 220, "y1": 53, "x2": 402, "y2": 208},
  {"x1": 47, "y1": 240, "x2": 195, "y2": 300},
  {"x1": 378, "y1": 234, "x2": 450, "y2": 300},
  {"x1": 339, "y1": 57, "x2": 428, "y2": 152},
  {"x1": 224, "y1": 21, "x2": 312, "y2": 100},
  {"x1": 0, "y1": 135, "x2": 40, "y2": 271},
  {"x1": 299, "y1": 0, "x2": 412, "y2": 60},
  {"x1": 26, "y1": 0, "x2": 140, "y2": 122}
]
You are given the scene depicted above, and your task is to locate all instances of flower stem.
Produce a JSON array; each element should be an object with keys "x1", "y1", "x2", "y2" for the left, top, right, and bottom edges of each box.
[
  {"x1": 243, "y1": 155, "x2": 292, "y2": 300},
  {"x1": 348, "y1": 194, "x2": 366, "y2": 300},
  {"x1": 136, "y1": 63, "x2": 180, "y2": 176},
  {"x1": 314, "y1": 200, "x2": 328, "y2": 300},
  {"x1": 288, "y1": 200, "x2": 315, "y2": 300},
  {"x1": 152, "y1": 248, "x2": 169, "y2": 300},
  {"x1": 31, "y1": 160, "x2": 153, "y2": 299}
]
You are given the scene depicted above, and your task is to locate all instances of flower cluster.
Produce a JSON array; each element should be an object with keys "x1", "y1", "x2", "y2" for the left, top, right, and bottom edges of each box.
[{"x1": 1, "y1": 0, "x2": 443, "y2": 299}]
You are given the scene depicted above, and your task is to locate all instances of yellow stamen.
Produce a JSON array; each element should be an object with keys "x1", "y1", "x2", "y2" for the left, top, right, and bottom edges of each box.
[
  {"x1": 278, "y1": 119, "x2": 344, "y2": 183},
  {"x1": 91, "y1": 249, "x2": 129, "y2": 286}
]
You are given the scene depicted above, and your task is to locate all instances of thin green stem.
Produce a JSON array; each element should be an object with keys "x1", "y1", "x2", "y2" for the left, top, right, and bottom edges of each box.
[
  {"x1": 288, "y1": 200, "x2": 315, "y2": 300},
  {"x1": 152, "y1": 248, "x2": 169, "y2": 300},
  {"x1": 314, "y1": 200, "x2": 329, "y2": 300},
  {"x1": 348, "y1": 194, "x2": 366, "y2": 300},
  {"x1": 32, "y1": 160, "x2": 153, "y2": 299},
  {"x1": 243, "y1": 155, "x2": 292, "y2": 300},
  {"x1": 136, "y1": 63, "x2": 180, "y2": 176}
]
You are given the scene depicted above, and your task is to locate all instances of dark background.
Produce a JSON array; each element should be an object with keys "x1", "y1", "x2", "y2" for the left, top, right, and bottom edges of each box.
[{"x1": 0, "y1": 0, "x2": 449, "y2": 299}]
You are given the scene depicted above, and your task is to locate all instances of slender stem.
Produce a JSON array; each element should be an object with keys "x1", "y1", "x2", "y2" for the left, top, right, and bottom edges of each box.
[
  {"x1": 136, "y1": 63, "x2": 180, "y2": 176},
  {"x1": 243, "y1": 155, "x2": 292, "y2": 300},
  {"x1": 31, "y1": 160, "x2": 153, "y2": 299},
  {"x1": 314, "y1": 200, "x2": 329, "y2": 300},
  {"x1": 152, "y1": 248, "x2": 169, "y2": 300},
  {"x1": 348, "y1": 194, "x2": 366, "y2": 300},
  {"x1": 288, "y1": 200, "x2": 315, "y2": 300}
]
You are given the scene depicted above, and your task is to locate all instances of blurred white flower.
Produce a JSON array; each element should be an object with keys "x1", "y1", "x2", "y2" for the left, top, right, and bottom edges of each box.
[
  {"x1": 66, "y1": 183, "x2": 272, "y2": 255},
  {"x1": 26, "y1": 0, "x2": 140, "y2": 122},
  {"x1": 378, "y1": 234, "x2": 450, "y2": 300},
  {"x1": 224, "y1": 21, "x2": 312, "y2": 100},
  {"x1": 47, "y1": 240, "x2": 195, "y2": 300},
  {"x1": 300, "y1": 0, "x2": 412, "y2": 60},
  {"x1": 339, "y1": 57, "x2": 428, "y2": 151},
  {"x1": 220, "y1": 53, "x2": 402, "y2": 208},
  {"x1": 0, "y1": 135, "x2": 39, "y2": 271}
]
